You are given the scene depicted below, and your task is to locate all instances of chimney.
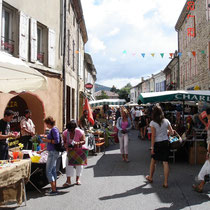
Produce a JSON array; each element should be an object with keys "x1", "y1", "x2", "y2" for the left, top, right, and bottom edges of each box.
[{"x1": 141, "y1": 77, "x2": 144, "y2": 82}]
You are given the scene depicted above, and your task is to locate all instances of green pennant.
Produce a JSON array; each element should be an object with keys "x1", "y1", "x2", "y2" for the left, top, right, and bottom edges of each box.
[
  {"x1": 160, "y1": 53, "x2": 164, "y2": 58},
  {"x1": 201, "y1": 50, "x2": 205, "y2": 54}
]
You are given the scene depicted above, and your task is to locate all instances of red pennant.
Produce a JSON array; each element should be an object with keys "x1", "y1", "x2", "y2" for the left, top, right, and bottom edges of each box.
[
  {"x1": 169, "y1": 53, "x2": 174, "y2": 58},
  {"x1": 192, "y1": 51, "x2": 196, "y2": 57},
  {"x1": 83, "y1": 98, "x2": 94, "y2": 125}
]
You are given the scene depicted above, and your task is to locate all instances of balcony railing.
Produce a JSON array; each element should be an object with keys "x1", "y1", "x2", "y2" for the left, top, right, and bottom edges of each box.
[
  {"x1": 37, "y1": 52, "x2": 44, "y2": 63},
  {"x1": 1, "y1": 36, "x2": 14, "y2": 54}
]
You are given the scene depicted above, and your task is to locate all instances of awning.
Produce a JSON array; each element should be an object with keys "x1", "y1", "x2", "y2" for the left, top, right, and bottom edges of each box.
[
  {"x1": 138, "y1": 90, "x2": 210, "y2": 104},
  {"x1": 0, "y1": 52, "x2": 47, "y2": 93},
  {"x1": 89, "y1": 99, "x2": 126, "y2": 107}
]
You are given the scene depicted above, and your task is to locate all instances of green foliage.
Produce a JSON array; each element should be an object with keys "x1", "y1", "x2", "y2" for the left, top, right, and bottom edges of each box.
[
  {"x1": 118, "y1": 83, "x2": 132, "y2": 102},
  {"x1": 96, "y1": 90, "x2": 109, "y2": 100},
  {"x1": 110, "y1": 85, "x2": 119, "y2": 93}
]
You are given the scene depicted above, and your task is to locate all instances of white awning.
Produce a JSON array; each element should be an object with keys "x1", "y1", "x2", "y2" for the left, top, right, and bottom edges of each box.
[{"x1": 0, "y1": 52, "x2": 47, "y2": 93}]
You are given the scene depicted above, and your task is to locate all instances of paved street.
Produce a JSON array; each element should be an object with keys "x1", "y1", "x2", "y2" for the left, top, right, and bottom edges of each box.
[{"x1": 7, "y1": 130, "x2": 210, "y2": 210}]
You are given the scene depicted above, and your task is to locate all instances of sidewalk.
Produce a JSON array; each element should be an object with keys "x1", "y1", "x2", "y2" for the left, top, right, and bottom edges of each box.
[{"x1": 10, "y1": 130, "x2": 210, "y2": 210}]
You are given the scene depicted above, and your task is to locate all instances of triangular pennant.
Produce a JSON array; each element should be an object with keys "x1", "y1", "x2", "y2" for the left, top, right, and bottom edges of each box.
[
  {"x1": 187, "y1": 52, "x2": 192, "y2": 57},
  {"x1": 178, "y1": 52, "x2": 182, "y2": 57},
  {"x1": 151, "y1": 53, "x2": 155, "y2": 57},
  {"x1": 192, "y1": 51, "x2": 196, "y2": 57},
  {"x1": 141, "y1": 53, "x2": 145, "y2": 58},
  {"x1": 169, "y1": 53, "x2": 174, "y2": 58},
  {"x1": 201, "y1": 50, "x2": 205, "y2": 54},
  {"x1": 76, "y1": 50, "x2": 79, "y2": 54},
  {"x1": 132, "y1": 53, "x2": 136, "y2": 56},
  {"x1": 160, "y1": 53, "x2": 164, "y2": 58},
  {"x1": 123, "y1": 50, "x2": 127, "y2": 54}
]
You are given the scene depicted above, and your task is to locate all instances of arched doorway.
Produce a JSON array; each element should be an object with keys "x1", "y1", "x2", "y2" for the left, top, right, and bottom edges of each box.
[{"x1": 5, "y1": 92, "x2": 45, "y2": 134}]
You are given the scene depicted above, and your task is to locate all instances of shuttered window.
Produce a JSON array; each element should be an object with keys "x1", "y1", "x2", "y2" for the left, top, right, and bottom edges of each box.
[
  {"x1": 67, "y1": 29, "x2": 70, "y2": 66},
  {"x1": 19, "y1": 12, "x2": 29, "y2": 61},
  {"x1": 206, "y1": 0, "x2": 210, "y2": 21},
  {"x1": 30, "y1": 18, "x2": 37, "y2": 62},
  {"x1": 48, "y1": 29, "x2": 55, "y2": 68}
]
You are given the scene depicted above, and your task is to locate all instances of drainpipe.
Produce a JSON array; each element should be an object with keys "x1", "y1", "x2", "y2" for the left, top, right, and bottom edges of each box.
[
  {"x1": 62, "y1": 0, "x2": 67, "y2": 129},
  {"x1": 76, "y1": 24, "x2": 80, "y2": 122}
]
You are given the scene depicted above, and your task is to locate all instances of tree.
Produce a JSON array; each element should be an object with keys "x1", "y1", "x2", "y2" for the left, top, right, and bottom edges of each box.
[
  {"x1": 96, "y1": 90, "x2": 109, "y2": 100},
  {"x1": 110, "y1": 85, "x2": 118, "y2": 93},
  {"x1": 118, "y1": 83, "x2": 132, "y2": 102}
]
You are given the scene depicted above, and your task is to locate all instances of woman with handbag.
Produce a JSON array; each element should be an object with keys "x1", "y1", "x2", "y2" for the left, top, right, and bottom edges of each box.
[
  {"x1": 116, "y1": 108, "x2": 132, "y2": 162},
  {"x1": 40, "y1": 116, "x2": 60, "y2": 196},
  {"x1": 146, "y1": 105, "x2": 174, "y2": 188},
  {"x1": 62, "y1": 120, "x2": 86, "y2": 187}
]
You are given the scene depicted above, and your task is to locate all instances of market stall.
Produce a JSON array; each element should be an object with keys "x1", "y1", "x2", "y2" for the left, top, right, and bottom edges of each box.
[
  {"x1": 0, "y1": 159, "x2": 31, "y2": 206},
  {"x1": 138, "y1": 90, "x2": 210, "y2": 164}
]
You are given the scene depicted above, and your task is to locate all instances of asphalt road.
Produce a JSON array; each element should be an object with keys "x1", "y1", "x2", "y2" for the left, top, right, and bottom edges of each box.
[{"x1": 2, "y1": 130, "x2": 210, "y2": 210}]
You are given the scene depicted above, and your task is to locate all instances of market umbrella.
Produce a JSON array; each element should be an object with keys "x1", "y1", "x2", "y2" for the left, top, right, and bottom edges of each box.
[
  {"x1": 138, "y1": 90, "x2": 210, "y2": 104},
  {"x1": 0, "y1": 52, "x2": 47, "y2": 93},
  {"x1": 83, "y1": 98, "x2": 94, "y2": 125}
]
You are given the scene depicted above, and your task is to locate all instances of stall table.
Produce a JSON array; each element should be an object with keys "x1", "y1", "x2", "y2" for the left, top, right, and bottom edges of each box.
[{"x1": 0, "y1": 159, "x2": 31, "y2": 206}]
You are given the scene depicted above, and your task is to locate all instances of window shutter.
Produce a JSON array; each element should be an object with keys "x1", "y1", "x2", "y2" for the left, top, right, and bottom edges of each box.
[
  {"x1": 0, "y1": 0, "x2": 2, "y2": 39},
  {"x1": 30, "y1": 18, "x2": 37, "y2": 62},
  {"x1": 19, "y1": 12, "x2": 29, "y2": 61},
  {"x1": 48, "y1": 28, "x2": 55, "y2": 68}
]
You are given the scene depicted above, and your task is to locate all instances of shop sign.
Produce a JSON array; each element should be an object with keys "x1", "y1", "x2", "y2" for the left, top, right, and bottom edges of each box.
[
  {"x1": 175, "y1": 94, "x2": 210, "y2": 102},
  {"x1": 85, "y1": 83, "x2": 93, "y2": 89}
]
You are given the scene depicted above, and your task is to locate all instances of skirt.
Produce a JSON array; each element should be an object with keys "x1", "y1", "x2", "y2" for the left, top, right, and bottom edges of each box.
[{"x1": 151, "y1": 140, "x2": 170, "y2": 162}]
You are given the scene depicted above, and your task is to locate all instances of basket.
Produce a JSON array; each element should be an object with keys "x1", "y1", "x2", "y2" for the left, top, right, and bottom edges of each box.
[
  {"x1": 67, "y1": 148, "x2": 89, "y2": 166},
  {"x1": 169, "y1": 130, "x2": 183, "y2": 150}
]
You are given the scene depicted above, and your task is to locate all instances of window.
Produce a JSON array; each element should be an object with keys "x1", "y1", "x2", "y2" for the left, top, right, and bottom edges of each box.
[
  {"x1": 37, "y1": 26, "x2": 44, "y2": 63},
  {"x1": 1, "y1": 6, "x2": 14, "y2": 54},
  {"x1": 207, "y1": 0, "x2": 210, "y2": 21},
  {"x1": 72, "y1": 88, "x2": 75, "y2": 119},
  {"x1": 73, "y1": 15, "x2": 75, "y2": 27},
  {"x1": 67, "y1": 29, "x2": 70, "y2": 65},
  {"x1": 66, "y1": 86, "x2": 71, "y2": 123},
  {"x1": 72, "y1": 40, "x2": 75, "y2": 71}
]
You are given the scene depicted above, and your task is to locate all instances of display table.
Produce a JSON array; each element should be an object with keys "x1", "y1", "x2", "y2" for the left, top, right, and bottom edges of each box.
[{"x1": 0, "y1": 159, "x2": 31, "y2": 206}]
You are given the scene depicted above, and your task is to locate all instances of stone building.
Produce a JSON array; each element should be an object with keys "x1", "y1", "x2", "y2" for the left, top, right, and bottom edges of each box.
[
  {"x1": 94, "y1": 91, "x2": 119, "y2": 100},
  {"x1": 154, "y1": 71, "x2": 166, "y2": 92},
  {"x1": 175, "y1": 0, "x2": 210, "y2": 90}
]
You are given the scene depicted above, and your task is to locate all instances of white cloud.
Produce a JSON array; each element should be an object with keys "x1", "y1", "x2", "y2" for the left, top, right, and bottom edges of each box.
[
  {"x1": 88, "y1": 34, "x2": 106, "y2": 53},
  {"x1": 107, "y1": 28, "x2": 120, "y2": 37},
  {"x1": 81, "y1": 0, "x2": 186, "y2": 84}
]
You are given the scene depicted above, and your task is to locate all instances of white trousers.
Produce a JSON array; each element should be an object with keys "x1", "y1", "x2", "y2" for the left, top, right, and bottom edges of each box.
[
  {"x1": 198, "y1": 160, "x2": 210, "y2": 181},
  {"x1": 118, "y1": 133, "x2": 129, "y2": 154},
  {"x1": 66, "y1": 158, "x2": 83, "y2": 177}
]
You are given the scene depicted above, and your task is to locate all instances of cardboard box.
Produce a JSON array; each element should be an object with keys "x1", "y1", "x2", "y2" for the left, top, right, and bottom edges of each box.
[{"x1": 189, "y1": 145, "x2": 207, "y2": 165}]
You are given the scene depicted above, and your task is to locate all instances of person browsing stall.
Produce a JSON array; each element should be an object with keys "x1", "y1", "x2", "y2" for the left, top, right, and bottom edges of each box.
[
  {"x1": 79, "y1": 110, "x2": 90, "y2": 132},
  {"x1": 146, "y1": 105, "x2": 174, "y2": 188},
  {"x1": 20, "y1": 109, "x2": 35, "y2": 149},
  {"x1": 116, "y1": 108, "x2": 132, "y2": 162},
  {"x1": 40, "y1": 116, "x2": 60, "y2": 196},
  {"x1": 0, "y1": 110, "x2": 16, "y2": 160},
  {"x1": 62, "y1": 120, "x2": 86, "y2": 187}
]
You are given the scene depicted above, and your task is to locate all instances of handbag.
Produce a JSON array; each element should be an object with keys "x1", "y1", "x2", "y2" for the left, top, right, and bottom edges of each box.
[
  {"x1": 50, "y1": 129, "x2": 65, "y2": 152},
  {"x1": 169, "y1": 130, "x2": 183, "y2": 149},
  {"x1": 67, "y1": 148, "x2": 89, "y2": 165}
]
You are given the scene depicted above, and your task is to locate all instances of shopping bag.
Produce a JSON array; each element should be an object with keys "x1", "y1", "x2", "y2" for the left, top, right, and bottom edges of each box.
[
  {"x1": 169, "y1": 130, "x2": 183, "y2": 149},
  {"x1": 67, "y1": 148, "x2": 89, "y2": 166}
]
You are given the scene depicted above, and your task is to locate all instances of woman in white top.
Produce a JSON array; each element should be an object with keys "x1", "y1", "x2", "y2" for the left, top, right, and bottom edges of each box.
[{"x1": 146, "y1": 105, "x2": 174, "y2": 188}]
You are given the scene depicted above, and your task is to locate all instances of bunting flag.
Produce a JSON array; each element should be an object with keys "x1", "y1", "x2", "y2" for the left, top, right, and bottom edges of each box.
[
  {"x1": 178, "y1": 52, "x2": 182, "y2": 56},
  {"x1": 141, "y1": 53, "x2": 145, "y2": 58},
  {"x1": 169, "y1": 53, "x2": 174, "y2": 58},
  {"x1": 76, "y1": 50, "x2": 79, "y2": 54},
  {"x1": 122, "y1": 50, "x2": 127, "y2": 54},
  {"x1": 132, "y1": 53, "x2": 136, "y2": 56},
  {"x1": 192, "y1": 51, "x2": 196, "y2": 57},
  {"x1": 160, "y1": 53, "x2": 164, "y2": 58},
  {"x1": 151, "y1": 53, "x2": 155, "y2": 57},
  {"x1": 187, "y1": 52, "x2": 192, "y2": 57},
  {"x1": 201, "y1": 50, "x2": 205, "y2": 54}
]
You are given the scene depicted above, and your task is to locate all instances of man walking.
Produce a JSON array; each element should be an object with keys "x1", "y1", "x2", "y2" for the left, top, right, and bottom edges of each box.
[
  {"x1": 0, "y1": 110, "x2": 15, "y2": 160},
  {"x1": 20, "y1": 109, "x2": 35, "y2": 149}
]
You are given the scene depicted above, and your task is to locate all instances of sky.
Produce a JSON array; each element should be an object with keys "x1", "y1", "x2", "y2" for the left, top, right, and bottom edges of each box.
[{"x1": 81, "y1": 0, "x2": 187, "y2": 89}]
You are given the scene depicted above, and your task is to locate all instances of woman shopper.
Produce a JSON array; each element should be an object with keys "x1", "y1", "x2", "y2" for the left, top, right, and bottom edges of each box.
[
  {"x1": 146, "y1": 105, "x2": 174, "y2": 188},
  {"x1": 41, "y1": 116, "x2": 60, "y2": 195},
  {"x1": 116, "y1": 108, "x2": 132, "y2": 162},
  {"x1": 62, "y1": 120, "x2": 86, "y2": 187}
]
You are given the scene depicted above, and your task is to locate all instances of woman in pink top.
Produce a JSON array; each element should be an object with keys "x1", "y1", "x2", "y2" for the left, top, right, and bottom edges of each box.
[{"x1": 62, "y1": 120, "x2": 85, "y2": 187}]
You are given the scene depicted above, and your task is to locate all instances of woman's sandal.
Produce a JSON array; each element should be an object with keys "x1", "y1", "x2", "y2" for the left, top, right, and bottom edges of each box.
[
  {"x1": 163, "y1": 184, "x2": 168, "y2": 188},
  {"x1": 192, "y1": 184, "x2": 202, "y2": 193},
  {"x1": 76, "y1": 181, "x2": 81, "y2": 185},
  {"x1": 62, "y1": 182, "x2": 71, "y2": 188},
  {"x1": 145, "y1": 175, "x2": 153, "y2": 183}
]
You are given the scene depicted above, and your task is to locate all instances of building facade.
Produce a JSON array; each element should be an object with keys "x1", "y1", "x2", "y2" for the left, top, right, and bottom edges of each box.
[
  {"x1": 154, "y1": 71, "x2": 166, "y2": 92},
  {"x1": 0, "y1": 0, "x2": 63, "y2": 133},
  {"x1": 175, "y1": 0, "x2": 210, "y2": 90}
]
